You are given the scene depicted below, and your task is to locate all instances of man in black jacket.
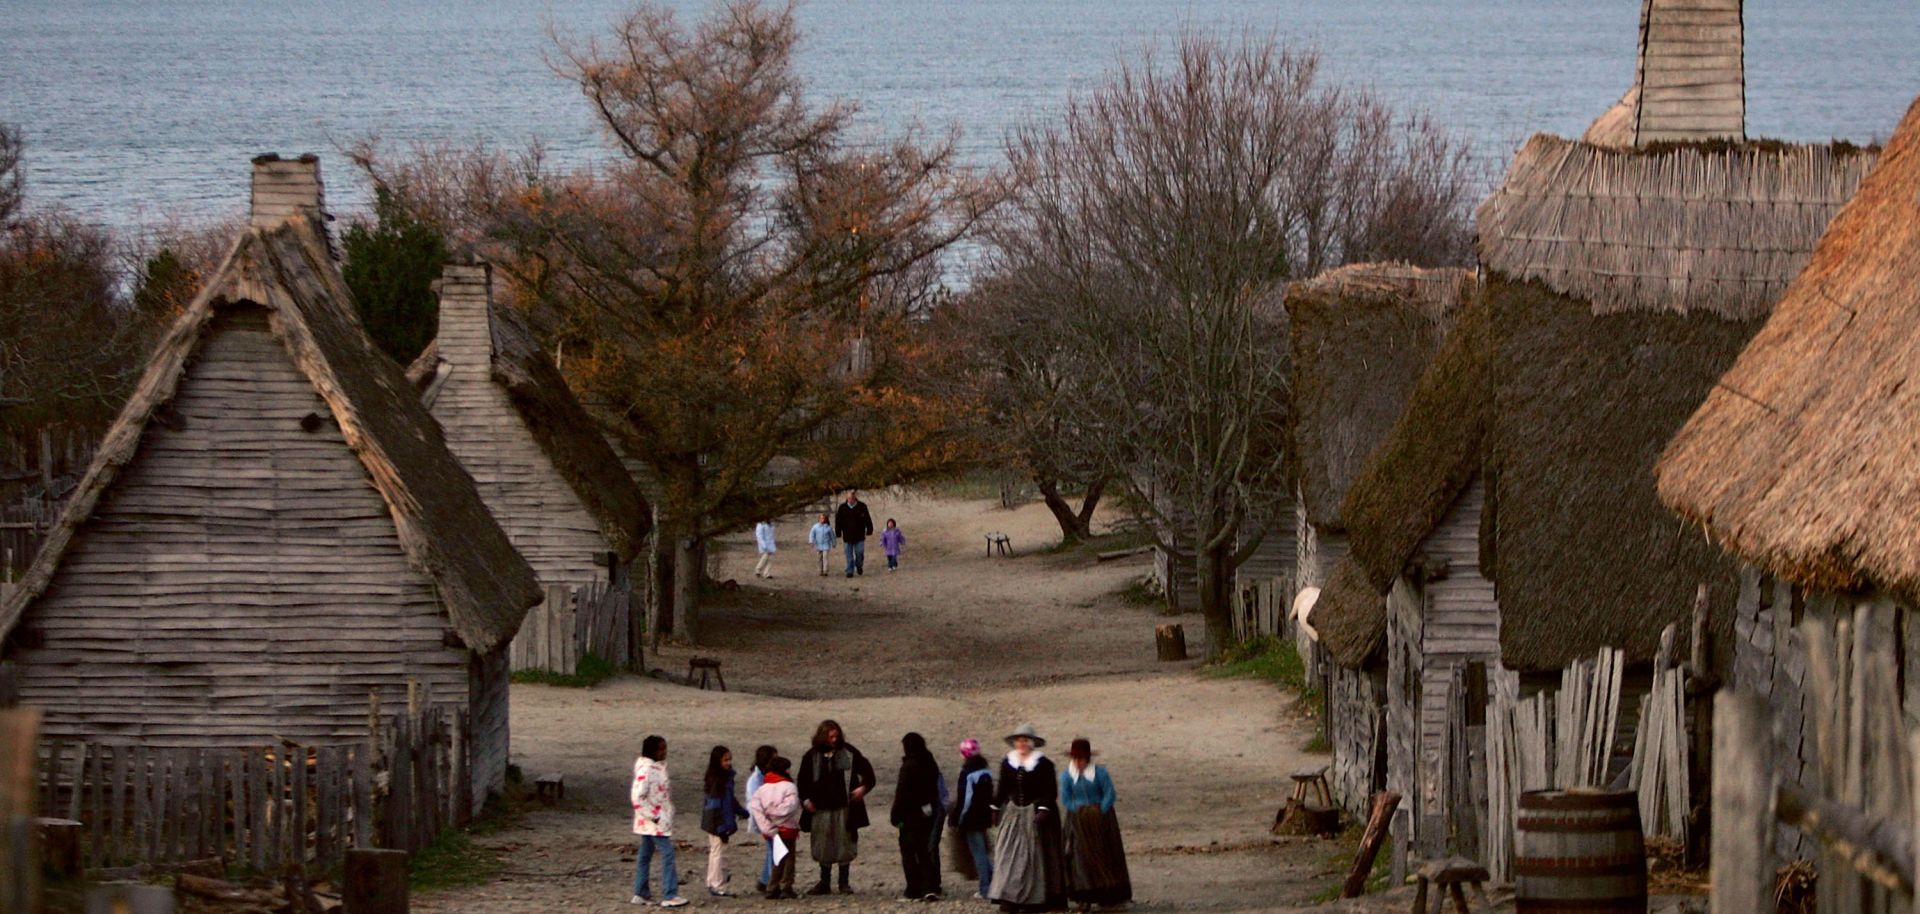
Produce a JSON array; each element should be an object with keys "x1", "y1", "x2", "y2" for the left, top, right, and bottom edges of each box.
[{"x1": 834, "y1": 490, "x2": 874, "y2": 577}]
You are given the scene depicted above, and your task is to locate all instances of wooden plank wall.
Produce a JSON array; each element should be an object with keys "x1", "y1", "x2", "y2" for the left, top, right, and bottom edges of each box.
[
  {"x1": 1730, "y1": 564, "x2": 1816, "y2": 859},
  {"x1": 427, "y1": 286, "x2": 613, "y2": 591},
  {"x1": 28, "y1": 704, "x2": 467, "y2": 873},
  {"x1": 1634, "y1": 0, "x2": 1745, "y2": 143},
  {"x1": 10, "y1": 307, "x2": 472, "y2": 744},
  {"x1": 1327, "y1": 664, "x2": 1385, "y2": 818}
]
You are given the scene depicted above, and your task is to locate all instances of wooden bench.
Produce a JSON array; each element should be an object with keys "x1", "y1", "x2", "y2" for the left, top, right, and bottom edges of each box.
[
  {"x1": 984, "y1": 532, "x2": 1011, "y2": 556},
  {"x1": 688, "y1": 657, "x2": 727, "y2": 691},
  {"x1": 1408, "y1": 857, "x2": 1491, "y2": 914},
  {"x1": 1272, "y1": 765, "x2": 1339, "y2": 836},
  {"x1": 534, "y1": 773, "x2": 566, "y2": 805}
]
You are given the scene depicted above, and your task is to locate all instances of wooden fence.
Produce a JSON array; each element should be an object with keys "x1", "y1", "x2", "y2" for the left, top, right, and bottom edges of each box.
[
  {"x1": 3, "y1": 708, "x2": 39, "y2": 913},
  {"x1": 510, "y1": 578, "x2": 638, "y2": 674},
  {"x1": 1713, "y1": 599, "x2": 1916, "y2": 914},
  {"x1": 29, "y1": 701, "x2": 468, "y2": 874},
  {"x1": 1, "y1": 499, "x2": 57, "y2": 580}
]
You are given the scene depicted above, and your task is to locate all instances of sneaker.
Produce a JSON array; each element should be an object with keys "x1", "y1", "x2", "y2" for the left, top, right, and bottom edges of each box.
[
  {"x1": 807, "y1": 882, "x2": 833, "y2": 896},
  {"x1": 924, "y1": 893, "x2": 941, "y2": 902},
  {"x1": 660, "y1": 898, "x2": 690, "y2": 908},
  {"x1": 756, "y1": 882, "x2": 767, "y2": 893},
  {"x1": 630, "y1": 896, "x2": 653, "y2": 906},
  {"x1": 709, "y1": 888, "x2": 734, "y2": 897},
  {"x1": 837, "y1": 884, "x2": 855, "y2": 895}
]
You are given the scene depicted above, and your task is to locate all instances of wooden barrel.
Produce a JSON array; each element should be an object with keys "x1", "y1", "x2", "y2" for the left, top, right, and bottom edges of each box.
[{"x1": 1514, "y1": 789, "x2": 1647, "y2": 913}]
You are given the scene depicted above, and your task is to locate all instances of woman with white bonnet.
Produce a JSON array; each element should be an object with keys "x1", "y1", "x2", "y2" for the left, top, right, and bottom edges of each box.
[{"x1": 989, "y1": 723, "x2": 1066, "y2": 911}]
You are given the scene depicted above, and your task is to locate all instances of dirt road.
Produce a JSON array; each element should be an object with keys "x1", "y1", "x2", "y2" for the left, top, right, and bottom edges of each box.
[{"x1": 415, "y1": 492, "x2": 1339, "y2": 914}]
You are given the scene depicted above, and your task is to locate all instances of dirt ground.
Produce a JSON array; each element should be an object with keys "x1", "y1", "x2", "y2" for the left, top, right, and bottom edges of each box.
[{"x1": 415, "y1": 492, "x2": 1347, "y2": 914}]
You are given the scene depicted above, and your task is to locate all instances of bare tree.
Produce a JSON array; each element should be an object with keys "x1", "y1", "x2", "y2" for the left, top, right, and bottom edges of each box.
[
  {"x1": 0, "y1": 125, "x2": 24, "y2": 228},
  {"x1": 985, "y1": 35, "x2": 1473, "y2": 654}
]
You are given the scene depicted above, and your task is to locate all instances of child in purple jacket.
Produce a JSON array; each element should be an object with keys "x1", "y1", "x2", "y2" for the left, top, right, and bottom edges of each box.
[{"x1": 880, "y1": 519, "x2": 906, "y2": 572}]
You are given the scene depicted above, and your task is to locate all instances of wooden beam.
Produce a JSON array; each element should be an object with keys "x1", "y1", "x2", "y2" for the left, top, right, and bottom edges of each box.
[{"x1": 1710, "y1": 691, "x2": 1771, "y2": 914}]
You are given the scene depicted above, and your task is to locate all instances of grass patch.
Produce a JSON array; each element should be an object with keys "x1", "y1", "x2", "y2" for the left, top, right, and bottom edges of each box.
[
  {"x1": 1204, "y1": 635, "x2": 1307, "y2": 688},
  {"x1": 1307, "y1": 824, "x2": 1393, "y2": 904},
  {"x1": 1116, "y1": 577, "x2": 1162, "y2": 608},
  {"x1": 510, "y1": 652, "x2": 618, "y2": 688},
  {"x1": 411, "y1": 785, "x2": 526, "y2": 892},
  {"x1": 410, "y1": 828, "x2": 504, "y2": 892}
]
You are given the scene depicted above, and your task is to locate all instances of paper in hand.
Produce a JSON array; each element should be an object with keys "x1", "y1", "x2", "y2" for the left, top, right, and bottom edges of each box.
[{"x1": 773, "y1": 834, "x2": 790, "y2": 865}]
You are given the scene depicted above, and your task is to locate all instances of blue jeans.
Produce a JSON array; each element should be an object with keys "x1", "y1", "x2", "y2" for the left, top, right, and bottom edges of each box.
[
  {"x1": 634, "y1": 834, "x2": 679, "y2": 899},
  {"x1": 964, "y1": 829, "x2": 993, "y2": 898},
  {"x1": 844, "y1": 540, "x2": 865, "y2": 575},
  {"x1": 761, "y1": 835, "x2": 773, "y2": 886}
]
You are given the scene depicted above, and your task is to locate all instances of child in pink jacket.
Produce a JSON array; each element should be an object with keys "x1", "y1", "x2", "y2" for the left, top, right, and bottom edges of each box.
[{"x1": 748, "y1": 756, "x2": 802, "y2": 899}]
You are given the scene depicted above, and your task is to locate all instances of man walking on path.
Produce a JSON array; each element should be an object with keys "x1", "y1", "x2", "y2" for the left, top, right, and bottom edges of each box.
[{"x1": 835, "y1": 490, "x2": 874, "y2": 577}]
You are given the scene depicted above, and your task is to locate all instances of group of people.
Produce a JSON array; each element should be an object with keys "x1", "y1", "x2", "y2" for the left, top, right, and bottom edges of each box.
[
  {"x1": 755, "y1": 490, "x2": 908, "y2": 580},
  {"x1": 630, "y1": 721, "x2": 1131, "y2": 912}
]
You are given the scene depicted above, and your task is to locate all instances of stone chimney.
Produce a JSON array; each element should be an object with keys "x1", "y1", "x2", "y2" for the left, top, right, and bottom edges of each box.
[
  {"x1": 249, "y1": 153, "x2": 326, "y2": 229},
  {"x1": 432, "y1": 262, "x2": 494, "y2": 365}
]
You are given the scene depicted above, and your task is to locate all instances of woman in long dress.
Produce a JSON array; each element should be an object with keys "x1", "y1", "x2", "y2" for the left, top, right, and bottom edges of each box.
[
  {"x1": 797, "y1": 719, "x2": 876, "y2": 895},
  {"x1": 989, "y1": 723, "x2": 1066, "y2": 912},
  {"x1": 1058, "y1": 738, "x2": 1131, "y2": 911}
]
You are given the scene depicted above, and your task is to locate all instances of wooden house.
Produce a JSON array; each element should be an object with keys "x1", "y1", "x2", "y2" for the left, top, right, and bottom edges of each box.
[
  {"x1": 1282, "y1": 262, "x2": 1469, "y2": 815},
  {"x1": 0, "y1": 156, "x2": 541, "y2": 811},
  {"x1": 1312, "y1": 130, "x2": 1873, "y2": 859},
  {"x1": 407, "y1": 263, "x2": 651, "y2": 668},
  {"x1": 1658, "y1": 97, "x2": 1920, "y2": 859}
]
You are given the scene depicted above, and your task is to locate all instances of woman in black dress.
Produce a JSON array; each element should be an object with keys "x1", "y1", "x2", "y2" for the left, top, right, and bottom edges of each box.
[{"x1": 988, "y1": 723, "x2": 1066, "y2": 912}]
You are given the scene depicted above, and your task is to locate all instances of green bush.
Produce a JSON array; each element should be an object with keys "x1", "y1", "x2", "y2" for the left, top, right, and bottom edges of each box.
[
  {"x1": 510, "y1": 652, "x2": 619, "y2": 688},
  {"x1": 341, "y1": 187, "x2": 446, "y2": 364}
]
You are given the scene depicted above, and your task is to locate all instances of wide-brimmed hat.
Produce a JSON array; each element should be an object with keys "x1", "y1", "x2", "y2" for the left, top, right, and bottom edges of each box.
[{"x1": 1004, "y1": 723, "x2": 1046, "y2": 748}]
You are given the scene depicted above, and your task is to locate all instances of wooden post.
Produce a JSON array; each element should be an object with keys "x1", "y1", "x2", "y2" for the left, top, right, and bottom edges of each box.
[
  {"x1": 0, "y1": 708, "x2": 39, "y2": 914},
  {"x1": 37, "y1": 818, "x2": 83, "y2": 878},
  {"x1": 1710, "y1": 691, "x2": 1772, "y2": 914},
  {"x1": 1341, "y1": 791, "x2": 1401, "y2": 898},
  {"x1": 1155, "y1": 624, "x2": 1187, "y2": 661},
  {"x1": 344, "y1": 847, "x2": 409, "y2": 914}
]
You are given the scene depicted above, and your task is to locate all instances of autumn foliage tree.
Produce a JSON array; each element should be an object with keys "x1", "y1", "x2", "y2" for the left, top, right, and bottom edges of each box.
[{"x1": 359, "y1": 1, "x2": 994, "y2": 642}]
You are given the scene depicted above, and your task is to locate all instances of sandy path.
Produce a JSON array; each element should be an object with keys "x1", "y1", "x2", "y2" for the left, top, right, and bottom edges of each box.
[{"x1": 416, "y1": 493, "x2": 1337, "y2": 914}]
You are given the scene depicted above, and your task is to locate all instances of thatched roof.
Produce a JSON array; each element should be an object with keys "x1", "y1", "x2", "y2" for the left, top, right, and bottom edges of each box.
[
  {"x1": 407, "y1": 263, "x2": 652, "y2": 562},
  {"x1": 1313, "y1": 286, "x2": 1491, "y2": 668},
  {"x1": 1286, "y1": 263, "x2": 1468, "y2": 532},
  {"x1": 1659, "y1": 98, "x2": 1920, "y2": 599},
  {"x1": 1477, "y1": 134, "x2": 1877, "y2": 320},
  {"x1": 0, "y1": 160, "x2": 541, "y2": 653},
  {"x1": 1486, "y1": 277, "x2": 1754, "y2": 671}
]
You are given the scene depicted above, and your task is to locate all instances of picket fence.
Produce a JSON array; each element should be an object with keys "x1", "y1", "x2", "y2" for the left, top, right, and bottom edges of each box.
[
  {"x1": 28, "y1": 700, "x2": 469, "y2": 873},
  {"x1": 510, "y1": 579, "x2": 638, "y2": 674},
  {"x1": 1713, "y1": 600, "x2": 1917, "y2": 914}
]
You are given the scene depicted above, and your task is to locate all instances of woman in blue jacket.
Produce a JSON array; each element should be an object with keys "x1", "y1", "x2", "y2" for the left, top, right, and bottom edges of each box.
[{"x1": 1057, "y1": 738, "x2": 1130, "y2": 911}]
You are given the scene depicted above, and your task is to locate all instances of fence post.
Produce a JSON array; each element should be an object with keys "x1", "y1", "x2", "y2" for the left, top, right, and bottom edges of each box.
[
  {"x1": 1711, "y1": 690, "x2": 1773, "y2": 914},
  {"x1": 2, "y1": 708, "x2": 42, "y2": 914},
  {"x1": 345, "y1": 847, "x2": 410, "y2": 914}
]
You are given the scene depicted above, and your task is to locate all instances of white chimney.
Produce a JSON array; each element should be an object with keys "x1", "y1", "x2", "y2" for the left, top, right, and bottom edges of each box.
[
  {"x1": 433, "y1": 262, "x2": 494, "y2": 365},
  {"x1": 249, "y1": 153, "x2": 326, "y2": 229}
]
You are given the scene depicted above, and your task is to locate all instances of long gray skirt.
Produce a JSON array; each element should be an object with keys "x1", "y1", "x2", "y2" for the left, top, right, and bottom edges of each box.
[
  {"x1": 810, "y1": 807, "x2": 858, "y2": 864},
  {"x1": 989, "y1": 804, "x2": 1055, "y2": 907}
]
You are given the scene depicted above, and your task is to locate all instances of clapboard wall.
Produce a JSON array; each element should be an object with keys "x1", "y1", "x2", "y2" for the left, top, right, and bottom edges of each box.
[
  {"x1": 7, "y1": 307, "x2": 474, "y2": 743},
  {"x1": 1387, "y1": 478, "x2": 1499, "y2": 853},
  {"x1": 425, "y1": 275, "x2": 612, "y2": 590}
]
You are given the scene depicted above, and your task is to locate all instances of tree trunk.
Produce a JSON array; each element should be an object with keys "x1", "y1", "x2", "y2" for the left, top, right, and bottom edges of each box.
[
  {"x1": 1076, "y1": 478, "x2": 1107, "y2": 530},
  {"x1": 1036, "y1": 479, "x2": 1089, "y2": 543},
  {"x1": 674, "y1": 534, "x2": 702, "y2": 644},
  {"x1": 1196, "y1": 539, "x2": 1235, "y2": 658},
  {"x1": 649, "y1": 535, "x2": 675, "y2": 650}
]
